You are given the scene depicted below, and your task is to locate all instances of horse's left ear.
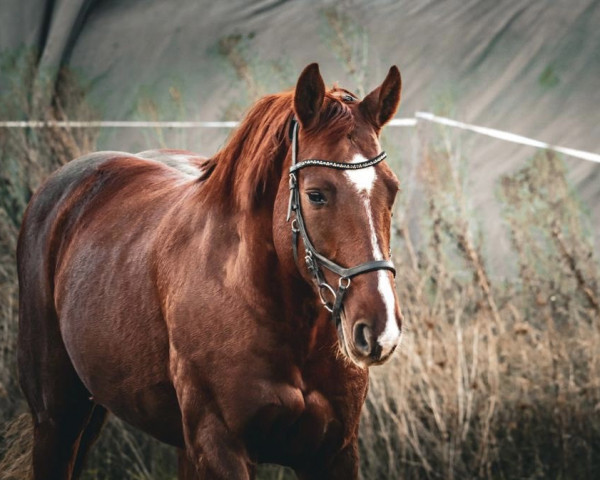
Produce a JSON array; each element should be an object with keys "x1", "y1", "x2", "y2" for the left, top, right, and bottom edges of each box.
[
  {"x1": 360, "y1": 66, "x2": 402, "y2": 130},
  {"x1": 294, "y1": 63, "x2": 326, "y2": 130}
]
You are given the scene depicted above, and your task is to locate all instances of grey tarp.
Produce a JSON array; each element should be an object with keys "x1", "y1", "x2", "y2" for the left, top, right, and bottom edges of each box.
[{"x1": 2, "y1": 0, "x2": 599, "y2": 271}]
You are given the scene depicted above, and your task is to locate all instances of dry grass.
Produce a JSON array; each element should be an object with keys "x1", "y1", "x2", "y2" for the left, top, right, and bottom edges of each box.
[
  {"x1": 0, "y1": 414, "x2": 32, "y2": 480},
  {"x1": 359, "y1": 131, "x2": 600, "y2": 479}
]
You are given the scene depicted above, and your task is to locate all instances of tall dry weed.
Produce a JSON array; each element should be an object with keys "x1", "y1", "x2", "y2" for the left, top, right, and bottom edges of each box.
[
  {"x1": 0, "y1": 413, "x2": 32, "y2": 480},
  {"x1": 359, "y1": 126, "x2": 600, "y2": 479},
  {"x1": 0, "y1": 49, "x2": 99, "y2": 475}
]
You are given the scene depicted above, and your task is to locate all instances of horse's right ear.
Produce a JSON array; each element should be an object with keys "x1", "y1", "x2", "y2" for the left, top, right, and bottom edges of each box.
[
  {"x1": 360, "y1": 66, "x2": 402, "y2": 130},
  {"x1": 294, "y1": 63, "x2": 325, "y2": 130}
]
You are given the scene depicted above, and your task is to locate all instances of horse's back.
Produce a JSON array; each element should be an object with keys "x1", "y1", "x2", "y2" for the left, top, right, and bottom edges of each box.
[
  {"x1": 18, "y1": 150, "x2": 174, "y2": 286},
  {"x1": 19, "y1": 149, "x2": 204, "y2": 266},
  {"x1": 18, "y1": 149, "x2": 209, "y2": 284}
]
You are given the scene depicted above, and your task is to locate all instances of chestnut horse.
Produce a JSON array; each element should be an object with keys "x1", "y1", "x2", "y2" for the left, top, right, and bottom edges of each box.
[{"x1": 17, "y1": 63, "x2": 403, "y2": 479}]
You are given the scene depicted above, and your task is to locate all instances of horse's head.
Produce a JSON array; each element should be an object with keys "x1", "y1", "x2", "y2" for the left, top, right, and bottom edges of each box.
[{"x1": 275, "y1": 63, "x2": 403, "y2": 368}]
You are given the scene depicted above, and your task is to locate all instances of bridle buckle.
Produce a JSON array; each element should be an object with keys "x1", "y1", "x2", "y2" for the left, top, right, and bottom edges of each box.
[
  {"x1": 286, "y1": 173, "x2": 297, "y2": 222},
  {"x1": 318, "y1": 283, "x2": 336, "y2": 312},
  {"x1": 304, "y1": 252, "x2": 319, "y2": 277}
]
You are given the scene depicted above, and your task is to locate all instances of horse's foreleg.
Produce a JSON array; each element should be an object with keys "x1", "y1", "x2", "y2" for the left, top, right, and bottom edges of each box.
[
  {"x1": 174, "y1": 362, "x2": 253, "y2": 480},
  {"x1": 297, "y1": 438, "x2": 360, "y2": 480},
  {"x1": 177, "y1": 448, "x2": 255, "y2": 480},
  {"x1": 178, "y1": 448, "x2": 198, "y2": 480},
  {"x1": 181, "y1": 409, "x2": 253, "y2": 480}
]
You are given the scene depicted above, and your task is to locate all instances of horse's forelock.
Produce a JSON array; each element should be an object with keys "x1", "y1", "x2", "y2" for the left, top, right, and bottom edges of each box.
[{"x1": 309, "y1": 93, "x2": 355, "y2": 139}]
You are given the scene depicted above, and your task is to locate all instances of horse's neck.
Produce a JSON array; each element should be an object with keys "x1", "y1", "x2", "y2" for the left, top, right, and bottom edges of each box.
[
  {"x1": 163, "y1": 191, "x2": 332, "y2": 362},
  {"x1": 229, "y1": 206, "x2": 321, "y2": 328}
]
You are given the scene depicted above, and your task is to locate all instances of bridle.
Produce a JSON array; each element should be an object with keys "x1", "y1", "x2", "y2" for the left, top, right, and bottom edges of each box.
[{"x1": 286, "y1": 118, "x2": 396, "y2": 326}]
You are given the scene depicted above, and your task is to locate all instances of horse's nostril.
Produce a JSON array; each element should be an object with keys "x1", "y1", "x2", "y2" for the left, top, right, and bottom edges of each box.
[{"x1": 353, "y1": 322, "x2": 372, "y2": 356}]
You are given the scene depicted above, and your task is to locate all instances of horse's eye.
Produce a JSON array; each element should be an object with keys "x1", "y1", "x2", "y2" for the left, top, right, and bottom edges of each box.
[
  {"x1": 342, "y1": 94, "x2": 355, "y2": 102},
  {"x1": 307, "y1": 191, "x2": 327, "y2": 205}
]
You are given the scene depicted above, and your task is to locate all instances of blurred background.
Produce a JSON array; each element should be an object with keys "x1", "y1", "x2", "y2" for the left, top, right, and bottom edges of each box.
[{"x1": 1, "y1": 0, "x2": 599, "y2": 478}]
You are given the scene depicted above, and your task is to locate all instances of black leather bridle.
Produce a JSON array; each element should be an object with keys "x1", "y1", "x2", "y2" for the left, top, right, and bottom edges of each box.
[{"x1": 286, "y1": 118, "x2": 396, "y2": 326}]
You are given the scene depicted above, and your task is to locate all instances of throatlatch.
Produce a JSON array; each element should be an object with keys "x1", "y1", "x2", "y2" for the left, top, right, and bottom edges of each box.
[{"x1": 286, "y1": 118, "x2": 396, "y2": 326}]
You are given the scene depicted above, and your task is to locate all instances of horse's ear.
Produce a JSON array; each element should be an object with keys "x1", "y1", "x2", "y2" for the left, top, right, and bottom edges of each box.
[
  {"x1": 360, "y1": 66, "x2": 402, "y2": 130},
  {"x1": 294, "y1": 63, "x2": 325, "y2": 130}
]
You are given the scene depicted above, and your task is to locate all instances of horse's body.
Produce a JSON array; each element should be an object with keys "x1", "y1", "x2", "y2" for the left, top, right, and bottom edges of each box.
[{"x1": 17, "y1": 64, "x2": 403, "y2": 479}]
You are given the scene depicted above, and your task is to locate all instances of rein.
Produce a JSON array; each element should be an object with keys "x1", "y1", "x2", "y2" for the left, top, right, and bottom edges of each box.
[{"x1": 286, "y1": 119, "x2": 396, "y2": 326}]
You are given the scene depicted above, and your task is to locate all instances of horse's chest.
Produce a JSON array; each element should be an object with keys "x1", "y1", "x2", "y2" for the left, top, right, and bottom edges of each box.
[
  {"x1": 250, "y1": 385, "x2": 349, "y2": 465},
  {"x1": 294, "y1": 389, "x2": 338, "y2": 442}
]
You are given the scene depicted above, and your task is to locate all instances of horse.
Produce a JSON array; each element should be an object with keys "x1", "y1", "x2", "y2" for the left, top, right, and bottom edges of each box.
[{"x1": 17, "y1": 63, "x2": 403, "y2": 479}]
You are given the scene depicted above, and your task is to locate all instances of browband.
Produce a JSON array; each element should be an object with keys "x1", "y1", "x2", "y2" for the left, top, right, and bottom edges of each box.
[{"x1": 290, "y1": 152, "x2": 387, "y2": 173}]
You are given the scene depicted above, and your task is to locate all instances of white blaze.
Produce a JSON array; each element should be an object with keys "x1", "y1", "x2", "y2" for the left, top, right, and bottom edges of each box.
[
  {"x1": 344, "y1": 154, "x2": 401, "y2": 354},
  {"x1": 344, "y1": 158, "x2": 376, "y2": 193}
]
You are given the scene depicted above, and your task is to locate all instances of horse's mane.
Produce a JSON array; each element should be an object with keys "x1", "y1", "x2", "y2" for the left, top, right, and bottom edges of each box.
[{"x1": 201, "y1": 88, "x2": 355, "y2": 211}]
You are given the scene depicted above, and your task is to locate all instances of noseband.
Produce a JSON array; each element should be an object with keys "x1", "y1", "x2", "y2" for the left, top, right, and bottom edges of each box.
[{"x1": 286, "y1": 119, "x2": 396, "y2": 326}]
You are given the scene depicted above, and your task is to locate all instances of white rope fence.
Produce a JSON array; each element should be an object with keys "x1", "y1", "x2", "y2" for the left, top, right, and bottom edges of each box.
[
  {"x1": 0, "y1": 120, "x2": 240, "y2": 128},
  {"x1": 1, "y1": 113, "x2": 599, "y2": 164},
  {"x1": 413, "y1": 112, "x2": 600, "y2": 164}
]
